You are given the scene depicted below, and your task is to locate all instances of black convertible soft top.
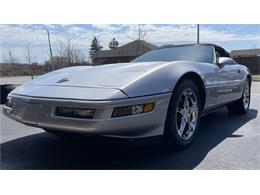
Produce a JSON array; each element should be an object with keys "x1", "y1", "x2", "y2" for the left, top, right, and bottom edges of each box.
[
  {"x1": 157, "y1": 43, "x2": 231, "y2": 57},
  {"x1": 158, "y1": 43, "x2": 221, "y2": 49}
]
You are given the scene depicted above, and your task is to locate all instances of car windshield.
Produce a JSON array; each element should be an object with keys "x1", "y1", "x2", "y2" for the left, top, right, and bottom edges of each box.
[{"x1": 132, "y1": 45, "x2": 214, "y2": 64}]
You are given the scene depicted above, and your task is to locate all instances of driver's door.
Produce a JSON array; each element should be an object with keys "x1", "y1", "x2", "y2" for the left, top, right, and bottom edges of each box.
[
  {"x1": 215, "y1": 63, "x2": 243, "y2": 104},
  {"x1": 213, "y1": 47, "x2": 244, "y2": 105}
]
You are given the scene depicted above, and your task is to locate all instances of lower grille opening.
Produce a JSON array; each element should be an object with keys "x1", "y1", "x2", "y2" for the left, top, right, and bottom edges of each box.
[{"x1": 55, "y1": 107, "x2": 95, "y2": 119}]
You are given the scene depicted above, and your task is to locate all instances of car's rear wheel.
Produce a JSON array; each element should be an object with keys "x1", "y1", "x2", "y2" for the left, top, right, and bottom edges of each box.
[
  {"x1": 164, "y1": 80, "x2": 201, "y2": 149},
  {"x1": 227, "y1": 78, "x2": 251, "y2": 115}
]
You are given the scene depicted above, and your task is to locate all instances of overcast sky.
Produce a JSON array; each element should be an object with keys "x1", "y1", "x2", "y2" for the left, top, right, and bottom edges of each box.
[{"x1": 0, "y1": 24, "x2": 259, "y2": 63}]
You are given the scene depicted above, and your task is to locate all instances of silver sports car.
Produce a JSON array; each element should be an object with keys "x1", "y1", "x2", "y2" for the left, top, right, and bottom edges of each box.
[{"x1": 3, "y1": 44, "x2": 251, "y2": 148}]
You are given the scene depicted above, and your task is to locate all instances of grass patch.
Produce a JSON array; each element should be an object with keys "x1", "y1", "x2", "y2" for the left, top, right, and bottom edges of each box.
[{"x1": 252, "y1": 75, "x2": 260, "y2": 81}]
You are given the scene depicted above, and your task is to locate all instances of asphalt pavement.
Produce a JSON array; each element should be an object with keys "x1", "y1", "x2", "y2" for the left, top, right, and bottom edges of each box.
[{"x1": 0, "y1": 82, "x2": 259, "y2": 170}]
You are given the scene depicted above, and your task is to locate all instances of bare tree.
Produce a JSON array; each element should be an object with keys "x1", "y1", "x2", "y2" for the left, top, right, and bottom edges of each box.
[
  {"x1": 137, "y1": 24, "x2": 149, "y2": 41},
  {"x1": 2, "y1": 48, "x2": 17, "y2": 75},
  {"x1": 57, "y1": 37, "x2": 86, "y2": 67},
  {"x1": 62, "y1": 37, "x2": 73, "y2": 65},
  {"x1": 127, "y1": 24, "x2": 151, "y2": 56},
  {"x1": 7, "y1": 48, "x2": 16, "y2": 65},
  {"x1": 127, "y1": 24, "x2": 150, "y2": 41},
  {"x1": 71, "y1": 49, "x2": 85, "y2": 64},
  {"x1": 24, "y1": 43, "x2": 35, "y2": 79},
  {"x1": 25, "y1": 43, "x2": 33, "y2": 64}
]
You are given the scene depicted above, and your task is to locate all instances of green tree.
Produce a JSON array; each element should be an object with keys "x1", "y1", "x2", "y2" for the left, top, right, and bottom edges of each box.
[
  {"x1": 109, "y1": 37, "x2": 119, "y2": 49},
  {"x1": 89, "y1": 36, "x2": 103, "y2": 64}
]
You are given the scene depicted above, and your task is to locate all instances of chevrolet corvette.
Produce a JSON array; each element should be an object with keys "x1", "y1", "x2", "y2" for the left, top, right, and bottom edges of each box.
[{"x1": 3, "y1": 44, "x2": 251, "y2": 148}]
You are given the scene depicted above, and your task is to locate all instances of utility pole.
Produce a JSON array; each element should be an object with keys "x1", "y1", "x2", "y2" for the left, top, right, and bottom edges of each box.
[
  {"x1": 136, "y1": 25, "x2": 141, "y2": 56},
  {"x1": 197, "y1": 24, "x2": 200, "y2": 44},
  {"x1": 47, "y1": 29, "x2": 54, "y2": 71}
]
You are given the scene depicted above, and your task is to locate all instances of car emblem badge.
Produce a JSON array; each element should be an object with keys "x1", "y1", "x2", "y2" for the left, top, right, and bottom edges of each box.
[{"x1": 57, "y1": 78, "x2": 69, "y2": 83}]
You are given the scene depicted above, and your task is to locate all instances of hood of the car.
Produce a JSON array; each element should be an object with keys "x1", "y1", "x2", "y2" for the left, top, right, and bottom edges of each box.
[
  {"x1": 19, "y1": 60, "x2": 207, "y2": 98},
  {"x1": 23, "y1": 61, "x2": 166, "y2": 89}
]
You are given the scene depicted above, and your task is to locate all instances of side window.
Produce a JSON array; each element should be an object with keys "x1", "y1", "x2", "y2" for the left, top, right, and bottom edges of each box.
[
  {"x1": 215, "y1": 47, "x2": 230, "y2": 58},
  {"x1": 215, "y1": 51, "x2": 221, "y2": 58},
  {"x1": 215, "y1": 46, "x2": 235, "y2": 65}
]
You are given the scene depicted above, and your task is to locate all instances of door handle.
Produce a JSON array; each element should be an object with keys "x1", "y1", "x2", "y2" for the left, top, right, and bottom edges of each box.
[{"x1": 237, "y1": 69, "x2": 241, "y2": 73}]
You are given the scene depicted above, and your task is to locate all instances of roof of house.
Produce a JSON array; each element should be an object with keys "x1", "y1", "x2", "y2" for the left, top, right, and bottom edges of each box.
[
  {"x1": 95, "y1": 40, "x2": 158, "y2": 58},
  {"x1": 231, "y1": 49, "x2": 260, "y2": 57}
]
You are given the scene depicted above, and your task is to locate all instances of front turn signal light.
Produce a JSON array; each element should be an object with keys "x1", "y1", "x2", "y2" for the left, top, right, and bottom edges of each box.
[
  {"x1": 143, "y1": 103, "x2": 154, "y2": 113},
  {"x1": 112, "y1": 102, "x2": 154, "y2": 118}
]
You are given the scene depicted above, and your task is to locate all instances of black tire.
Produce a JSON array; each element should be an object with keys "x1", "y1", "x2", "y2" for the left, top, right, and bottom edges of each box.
[
  {"x1": 227, "y1": 78, "x2": 251, "y2": 115},
  {"x1": 164, "y1": 79, "x2": 201, "y2": 149},
  {"x1": 0, "y1": 85, "x2": 15, "y2": 104}
]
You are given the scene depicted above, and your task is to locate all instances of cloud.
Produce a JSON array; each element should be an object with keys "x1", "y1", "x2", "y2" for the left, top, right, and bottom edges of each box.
[{"x1": 0, "y1": 24, "x2": 259, "y2": 63}]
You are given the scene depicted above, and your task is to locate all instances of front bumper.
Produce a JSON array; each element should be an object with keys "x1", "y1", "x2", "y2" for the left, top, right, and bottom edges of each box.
[{"x1": 3, "y1": 93, "x2": 171, "y2": 138}]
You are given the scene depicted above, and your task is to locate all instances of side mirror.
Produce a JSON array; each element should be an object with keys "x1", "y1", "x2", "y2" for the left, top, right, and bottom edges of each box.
[{"x1": 217, "y1": 57, "x2": 236, "y2": 66}]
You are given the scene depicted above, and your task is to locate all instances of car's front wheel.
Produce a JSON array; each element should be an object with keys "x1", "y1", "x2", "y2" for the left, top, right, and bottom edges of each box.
[{"x1": 164, "y1": 80, "x2": 201, "y2": 149}]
